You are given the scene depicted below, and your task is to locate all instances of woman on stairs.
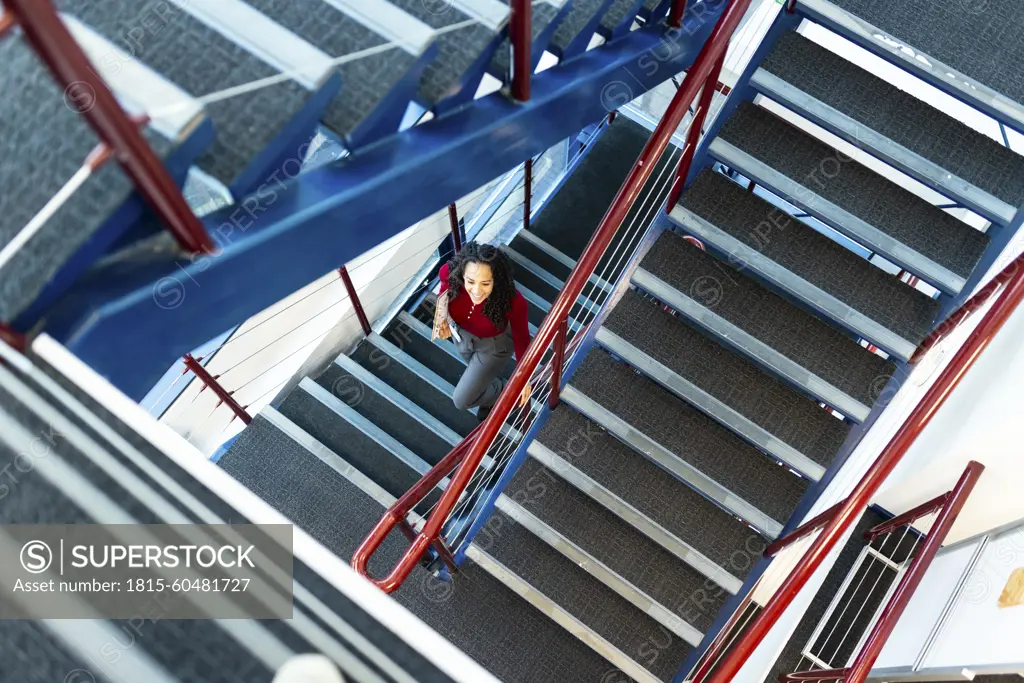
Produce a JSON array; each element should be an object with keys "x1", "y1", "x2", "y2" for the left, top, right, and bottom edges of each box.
[{"x1": 434, "y1": 242, "x2": 532, "y2": 423}]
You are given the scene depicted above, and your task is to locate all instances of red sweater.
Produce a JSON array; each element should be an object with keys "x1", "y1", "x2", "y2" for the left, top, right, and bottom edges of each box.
[{"x1": 438, "y1": 263, "x2": 531, "y2": 361}]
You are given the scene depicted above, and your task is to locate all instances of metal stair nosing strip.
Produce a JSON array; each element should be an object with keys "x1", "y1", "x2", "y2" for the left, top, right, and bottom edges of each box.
[
  {"x1": 559, "y1": 385, "x2": 784, "y2": 539},
  {"x1": 319, "y1": 0, "x2": 437, "y2": 56},
  {"x1": 443, "y1": 0, "x2": 511, "y2": 32},
  {"x1": 515, "y1": 229, "x2": 616, "y2": 292},
  {"x1": 666, "y1": 203, "x2": 918, "y2": 362},
  {"x1": 594, "y1": 326, "x2": 826, "y2": 480},
  {"x1": 371, "y1": 339, "x2": 708, "y2": 645},
  {"x1": 749, "y1": 69, "x2": 1017, "y2": 227},
  {"x1": 707, "y1": 136, "x2": 967, "y2": 296},
  {"x1": 795, "y1": 0, "x2": 1024, "y2": 134},
  {"x1": 264, "y1": 404, "x2": 663, "y2": 683},
  {"x1": 527, "y1": 440, "x2": 743, "y2": 595},
  {"x1": 506, "y1": 243, "x2": 615, "y2": 304},
  {"x1": 630, "y1": 267, "x2": 872, "y2": 422}
]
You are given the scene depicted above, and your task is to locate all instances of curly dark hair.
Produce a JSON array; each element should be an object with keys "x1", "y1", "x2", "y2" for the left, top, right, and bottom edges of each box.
[{"x1": 446, "y1": 241, "x2": 517, "y2": 329}]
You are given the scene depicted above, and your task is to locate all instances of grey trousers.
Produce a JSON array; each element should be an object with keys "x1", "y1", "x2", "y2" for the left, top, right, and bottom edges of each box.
[{"x1": 452, "y1": 327, "x2": 514, "y2": 411}]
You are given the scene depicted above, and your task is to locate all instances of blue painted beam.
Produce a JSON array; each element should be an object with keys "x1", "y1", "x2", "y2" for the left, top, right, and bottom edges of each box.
[{"x1": 41, "y1": 6, "x2": 727, "y2": 400}]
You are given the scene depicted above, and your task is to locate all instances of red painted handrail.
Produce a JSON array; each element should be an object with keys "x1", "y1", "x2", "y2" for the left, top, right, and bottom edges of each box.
[
  {"x1": 182, "y1": 354, "x2": 252, "y2": 425},
  {"x1": 4, "y1": 0, "x2": 214, "y2": 255},
  {"x1": 339, "y1": 266, "x2": 372, "y2": 336},
  {"x1": 669, "y1": 0, "x2": 689, "y2": 28},
  {"x1": 352, "y1": 0, "x2": 754, "y2": 592},
  {"x1": 510, "y1": 0, "x2": 532, "y2": 101},
  {"x1": 863, "y1": 491, "x2": 949, "y2": 542},
  {"x1": 549, "y1": 319, "x2": 568, "y2": 409},
  {"x1": 910, "y1": 254, "x2": 1023, "y2": 364},
  {"x1": 707, "y1": 252, "x2": 1024, "y2": 683},
  {"x1": 843, "y1": 462, "x2": 982, "y2": 683},
  {"x1": 764, "y1": 500, "x2": 845, "y2": 557}
]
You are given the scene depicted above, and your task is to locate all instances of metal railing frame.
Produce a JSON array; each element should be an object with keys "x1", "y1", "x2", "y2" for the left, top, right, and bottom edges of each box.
[
  {"x1": 181, "y1": 353, "x2": 253, "y2": 425},
  {"x1": 510, "y1": 0, "x2": 532, "y2": 101},
  {"x1": 352, "y1": 0, "x2": 755, "y2": 593},
  {"x1": 776, "y1": 461, "x2": 983, "y2": 683},
  {"x1": 3, "y1": 0, "x2": 214, "y2": 257}
]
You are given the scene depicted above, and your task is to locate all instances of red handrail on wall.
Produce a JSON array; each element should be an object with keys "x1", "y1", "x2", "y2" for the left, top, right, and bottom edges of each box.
[
  {"x1": 4, "y1": 0, "x2": 214, "y2": 256},
  {"x1": 510, "y1": 0, "x2": 532, "y2": 101},
  {"x1": 862, "y1": 490, "x2": 950, "y2": 542},
  {"x1": 764, "y1": 500, "x2": 845, "y2": 557},
  {"x1": 707, "y1": 251, "x2": 1024, "y2": 682},
  {"x1": 182, "y1": 354, "x2": 252, "y2": 425},
  {"x1": 910, "y1": 252, "x2": 1023, "y2": 364},
  {"x1": 338, "y1": 266, "x2": 372, "y2": 337},
  {"x1": 352, "y1": 0, "x2": 754, "y2": 593}
]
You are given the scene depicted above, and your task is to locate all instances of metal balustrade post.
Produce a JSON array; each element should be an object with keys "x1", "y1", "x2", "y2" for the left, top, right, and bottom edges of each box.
[
  {"x1": 524, "y1": 158, "x2": 533, "y2": 230},
  {"x1": 549, "y1": 320, "x2": 568, "y2": 409},
  {"x1": 668, "y1": 51, "x2": 726, "y2": 208},
  {"x1": 182, "y1": 354, "x2": 252, "y2": 425},
  {"x1": 510, "y1": 0, "x2": 532, "y2": 101},
  {"x1": 4, "y1": 0, "x2": 214, "y2": 255},
  {"x1": 338, "y1": 266, "x2": 372, "y2": 337},
  {"x1": 448, "y1": 203, "x2": 463, "y2": 252},
  {"x1": 669, "y1": 0, "x2": 689, "y2": 28}
]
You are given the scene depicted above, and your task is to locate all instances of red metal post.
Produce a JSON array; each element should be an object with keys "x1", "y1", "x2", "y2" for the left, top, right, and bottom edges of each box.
[
  {"x1": 785, "y1": 0, "x2": 798, "y2": 13},
  {"x1": 669, "y1": 0, "x2": 689, "y2": 28},
  {"x1": 510, "y1": 0, "x2": 532, "y2": 101},
  {"x1": 0, "y1": 323, "x2": 27, "y2": 353},
  {"x1": 352, "y1": 0, "x2": 753, "y2": 593},
  {"x1": 764, "y1": 500, "x2": 845, "y2": 557},
  {"x1": 339, "y1": 266, "x2": 372, "y2": 336},
  {"x1": 667, "y1": 51, "x2": 726, "y2": 208},
  {"x1": 4, "y1": 0, "x2": 214, "y2": 255},
  {"x1": 524, "y1": 158, "x2": 533, "y2": 230},
  {"x1": 182, "y1": 354, "x2": 252, "y2": 425},
  {"x1": 608, "y1": 111, "x2": 617, "y2": 124},
  {"x1": 448, "y1": 203, "x2": 463, "y2": 252},
  {"x1": 863, "y1": 491, "x2": 950, "y2": 542},
  {"x1": 549, "y1": 320, "x2": 568, "y2": 409},
  {"x1": 911, "y1": 253, "x2": 1022, "y2": 364},
  {"x1": 845, "y1": 462, "x2": 984, "y2": 683},
  {"x1": 707, "y1": 257, "x2": 1021, "y2": 683}
]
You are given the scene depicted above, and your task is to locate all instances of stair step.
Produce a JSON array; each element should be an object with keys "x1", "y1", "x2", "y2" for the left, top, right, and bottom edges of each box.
[
  {"x1": 61, "y1": 0, "x2": 311, "y2": 188},
  {"x1": 386, "y1": 312, "x2": 474, "y2": 389},
  {"x1": 505, "y1": 245, "x2": 567, "y2": 302},
  {"x1": 530, "y1": 412, "x2": 753, "y2": 591},
  {"x1": 567, "y1": 349, "x2": 808, "y2": 535},
  {"x1": 316, "y1": 355, "x2": 455, "y2": 465},
  {"x1": 387, "y1": 0, "x2": 506, "y2": 105},
  {"x1": 754, "y1": 31, "x2": 1024, "y2": 223},
  {"x1": 240, "y1": 0, "x2": 424, "y2": 140},
  {"x1": 277, "y1": 379, "x2": 441, "y2": 506},
  {"x1": 636, "y1": 230, "x2": 896, "y2": 422},
  {"x1": 674, "y1": 169, "x2": 940, "y2": 360},
  {"x1": 483, "y1": 507, "x2": 687, "y2": 682},
  {"x1": 548, "y1": 0, "x2": 613, "y2": 56},
  {"x1": 713, "y1": 101, "x2": 989, "y2": 294},
  {"x1": 220, "y1": 410, "x2": 644, "y2": 683},
  {"x1": 505, "y1": 456, "x2": 723, "y2": 640},
  {"x1": 600, "y1": 0, "x2": 645, "y2": 36},
  {"x1": 354, "y1": 335, "x2": 480, "y2": 436},
  {"x1": 510, "y1": 231, "x2": 576, "y2": 282},
  {"x1": 602, "y1": 290, "x2": 850, "y2": 475},
  {"x1": 0, "y1": 35, "x2": 175, "y2": 322},
  {"x1": 490, "y1": 1, "x2": 565, "y2": 76},
  {"x1": 805, "y1": 0, "x2": 1024, "y2": 128}
]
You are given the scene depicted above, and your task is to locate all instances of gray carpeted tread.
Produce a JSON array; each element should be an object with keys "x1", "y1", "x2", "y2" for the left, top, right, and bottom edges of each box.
[
  {"x1": 0, "y1": 35, "x2": 175, "y2": 321},
  {"x1": 718, "y1": 102, "x2": 989, "y2": 280},
  {"x1": 761, "y1": 31, "x2": 1024, "y2": 207},
  {"x1": 510, "y1": 234, "x2": 575, "y2": 281},
  {"x1": 313, "y1": 362, "x2": 455, "y2": 465},
  {"x1": 506, "y1": 456, "x2": 729, "y2": 633},
  {"x1": 60, "y1": 0, "x2": 309, "y2": 186},
  {"x1": 605, "y1": 289, "x2": 850, "y2": 468},
  {"x1": 0, "y1": 622, "x2": 96, "y2": 683},
  {"x1": 640, "y1": 230, "x2": 896, "y2": 409},
  {"x1": 826, "y1": 0, "x2": 1024, "y2": 106},
  {"x1": 384, "y1": 316, "x2": 469, "y2": 390},
  {"x1": 240, "y1": 0, "x2": 416, "y2": 136},
  {"x1": 571, "y1": 349, "x2": 808, "y2": 524},
  {"x1": 514, "y1": 266, "x2": 563, "y2": 303},
  {"x1": 219, "y1": 418, "x2": 636, "y2": 683},
  {"x1": 601, "y1": 0, "x2": 643, "y2": 32},
  {"x1": 680, "y1": 169, "x2": 941, "y2": 345},
  {"x1": 352, "y1": 341, "x2": 480, "y2": 436},
  {"x1": 550, "y1": 0, "x2": 609, "y2": 51},
  {"x1": 388, "y1": 0, "x2": 498, "y2": 104},
  {"x1": 536, "y1": 405, "x2": 764, "y2": 581},
  {"x1": 482, "y1": 509, "x2": 690, "y2": 682}
]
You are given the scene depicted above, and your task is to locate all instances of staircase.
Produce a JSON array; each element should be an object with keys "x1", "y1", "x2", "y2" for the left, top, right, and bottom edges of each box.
[{"x1": 217, "y1": 0, "x2": 1024, "y2": 681}]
